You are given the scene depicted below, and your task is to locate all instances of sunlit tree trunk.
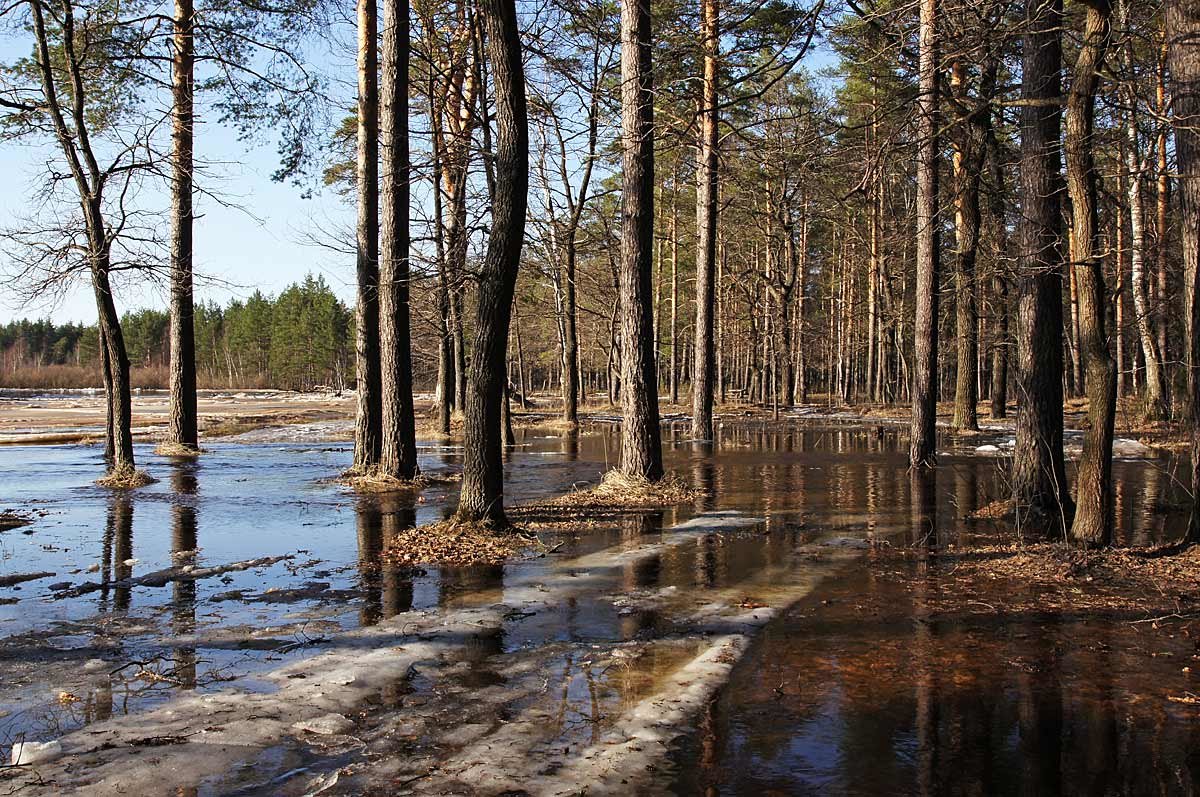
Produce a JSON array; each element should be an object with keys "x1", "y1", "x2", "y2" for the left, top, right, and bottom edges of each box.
[
  {"x1": 1156, "y1": 39, "x2": 1172, "y2": 382},
  {"x1": 378, "y1": 0, "x2": 418, "y2": 480},
  {"x1": 1124, "y1": 16, "x2": 1169, "y2": 421},
  {"x1": 618, "y1": 0, "x2": 664, "y2": 480},
  {"x1": 670, "y1": 176, "x2": 680, "y2": 405},
  {"x1": 950, "y1": 60, "x2": 983, "y2": 432},
  {"x1": 353, "y1": 0, "x2": 382, "y2": 472},
  {"x1": 910, "y1": 0, "x2": 940, "y2": 467},
  {"x1": 167, "y1": 0, "x2": 198, "y2": 453},
  {"x1": 691, "y1": 0, "x2": 719, "y2": 441},
  {"x1": 1066, "y1": 0, "x2": 1115, "y2": 546},
  {"x1": 455, "y1": 0, "x2": 527, "y2": 525}
]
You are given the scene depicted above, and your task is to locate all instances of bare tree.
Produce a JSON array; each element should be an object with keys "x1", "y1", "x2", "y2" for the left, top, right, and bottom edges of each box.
[{"x1": 0, "y1": 0, "x2": 162, "y2": 484}]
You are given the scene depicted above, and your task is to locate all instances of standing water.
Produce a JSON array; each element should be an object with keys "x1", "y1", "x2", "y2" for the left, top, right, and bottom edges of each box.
[{"x1": 0, "y1": 418, "x2": 1191, "y2": 793}]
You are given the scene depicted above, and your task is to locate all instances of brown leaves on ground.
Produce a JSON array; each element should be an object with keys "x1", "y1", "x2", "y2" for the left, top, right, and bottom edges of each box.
[
  {"x1": 911, "y1": 542, "x2": 1200, "y2": 617},
  {"x1": 968, "y1": 499, "x2": 1014, "y2": 520},
  {"x1": 382, "y1": 518, "x2": 539, "y2": 567},
  {"x1": 528, "y1": 470, "x2": 703, "y2": 511}
]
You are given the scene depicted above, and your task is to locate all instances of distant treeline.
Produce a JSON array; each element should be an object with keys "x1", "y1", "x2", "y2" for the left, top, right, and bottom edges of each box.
[{"x1": 0, "y1": 275, "x2": 354, "y2": 391}]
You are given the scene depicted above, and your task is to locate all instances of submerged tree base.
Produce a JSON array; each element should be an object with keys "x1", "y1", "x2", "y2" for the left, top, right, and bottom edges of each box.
[
  {"x1": 95, "y1": 466, "x2": 155, "y2": 489},
  {"x1": 154, "y1": 441, "x2": 203, "y2": 457},
  {"x1": 337, "y1": 467, "x2": 455, "y2": 494},
  {"x1": 536, "y1": 470, "x2": 702, "y2": 510}
]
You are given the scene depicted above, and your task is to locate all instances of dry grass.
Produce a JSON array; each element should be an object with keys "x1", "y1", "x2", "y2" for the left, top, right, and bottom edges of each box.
[
  {"x1": 154, "y1": 441, "x2": 203, "y2": 457},
  {"x1": 338, "y1": 467, "x2": 460, "y2": 493},
  {"x1": 528, "y1": 470, "x2": 702, "y2": 511},
  {"x1": 95, "y1": 465, "x2": 156, "y2": 488},
  {"x1": 382, "y1": 517, "x2": 539, "y2": 566}
]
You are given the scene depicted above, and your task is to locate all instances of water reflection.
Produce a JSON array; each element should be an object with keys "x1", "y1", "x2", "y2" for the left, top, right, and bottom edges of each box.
[
  {"x1": 170, "y1": 462, "x2": 199, "y2": 690},
  {"x1": 356, "y1": 495, "x2": 418, "y2": 626},
  {"x1": 102, "y1": 493, "x2": 134, "y2": 612},
  {"x1": 668, "y1": 424, "x2": 1198, "y2": 796}
]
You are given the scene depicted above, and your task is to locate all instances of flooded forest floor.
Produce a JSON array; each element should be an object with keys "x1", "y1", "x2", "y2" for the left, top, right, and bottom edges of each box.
[{"x1": 2, "y1": 391, "x2": 1200, "y2": 794}]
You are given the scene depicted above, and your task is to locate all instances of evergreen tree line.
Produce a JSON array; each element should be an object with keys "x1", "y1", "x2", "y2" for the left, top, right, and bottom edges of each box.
[{"x1": 0, "y1": 276, "x2": 355, "y2": 391}]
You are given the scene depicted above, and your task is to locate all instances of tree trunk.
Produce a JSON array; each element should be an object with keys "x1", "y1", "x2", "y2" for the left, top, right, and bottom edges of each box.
[
  {"x1": 691, "y1": 0, "x2": 719, "y2": 441},
  {"x1": 1065, "y1": 0, "x2": 1115, "y2": 547},
  {"x1": 378, "y1": 0, "x2": 418, "y2": 480},
  {"x1": 1013, "y1": 0, "x2": 1072, "y2": 528},
  {"x1": 93, "y1": 250, "x2": 135, "y2": 476},
  {"x1": 455, "y1": 0, "x2": 527, "y2": 525},
  {"x1": 167, "y1": 0, "x2": 198, "y2": 453},
  {"x1": 1125, "y1": 87, "x2": 1169, "y2": 420},
  {"x1": 950, "y1": 61, "x2": 982, "y2": 432},
  {"x1": 910, "y1": 0, "x2": 940, "y2": 467},
  {"x1": 1168, "y1": 0, "x2": 1200, "y2": 541},
  {"x1": 430, "y1": 113, "x2": 454, "y2": 436},
  {"x1": 617, "y1": 0, "x2": 664, "y2": 480},
  {"x1": 669, "y1": 179, "x2": 680, "y2": 405},
  {"x1": 562, "y1": 240, "x2": 580, "y2": 425},
  {"x1": 353, "y1": 0, "x2": 382, "y2": 472},
  {"x1": 1156, "y1": 38, "x2": 1172, "y2": 393}
]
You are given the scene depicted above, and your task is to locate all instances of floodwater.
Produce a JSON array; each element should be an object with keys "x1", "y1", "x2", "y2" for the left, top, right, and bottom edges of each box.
[{"x1": 0, "y1": 413, "x2": 1193, "y2": 793}]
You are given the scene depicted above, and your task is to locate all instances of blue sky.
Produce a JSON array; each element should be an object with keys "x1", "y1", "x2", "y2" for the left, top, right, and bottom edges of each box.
[
  {"x1": 0, "y1": 10, "x2": 843, "y2": 327},
  {"x1": 0, "y1": 130, "x2": 357, "y2": 325},
  {"x1": 0, "y1": 12, "x2": 360, "y2": 327}
]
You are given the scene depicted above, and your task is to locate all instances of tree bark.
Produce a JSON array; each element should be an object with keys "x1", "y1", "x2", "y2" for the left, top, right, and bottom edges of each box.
[
  {"x1": 1168, "y1": 0, "x2": 1200, "y2": 541},
  {"x1": 94, "y1": 254, "x2": 135, "y2": 475},
  {"x1": 167, "y1": 0, "x2": 198, "y2": 452},
  {"x1": 353, "y1": 0, "x2": 382, "y2": 472},
  {"x1": 670, "y1": 176, "x2": 680, "y2": 405},
  {"x1": 910, "y1": 0, "x2": 940, "y2": 467},
  {"x1": 455, "y1": 0, "x2": 527, "y2": 525},
  {"x1": 1065, "y1": 0, "x2": 1115, "y2": 547},
  {"x1": 378, "y1": 0, "x2": 418, "y2": 480},
  {"x1": 691, "y1": 0, "x2": 719, "y2": 441},
  {"x1": 950, "y1": 60, "x2": 982, "y2": 432},
  {"x1": 618, "y1": 0, "x2": 664, "y2": 480},
  {"x1": 1125, "y1": 85, "x2": 1169, "y2": 420},
  {"x1": 1013, "y1": 0, "x2": 1072, "y2": 528}
]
